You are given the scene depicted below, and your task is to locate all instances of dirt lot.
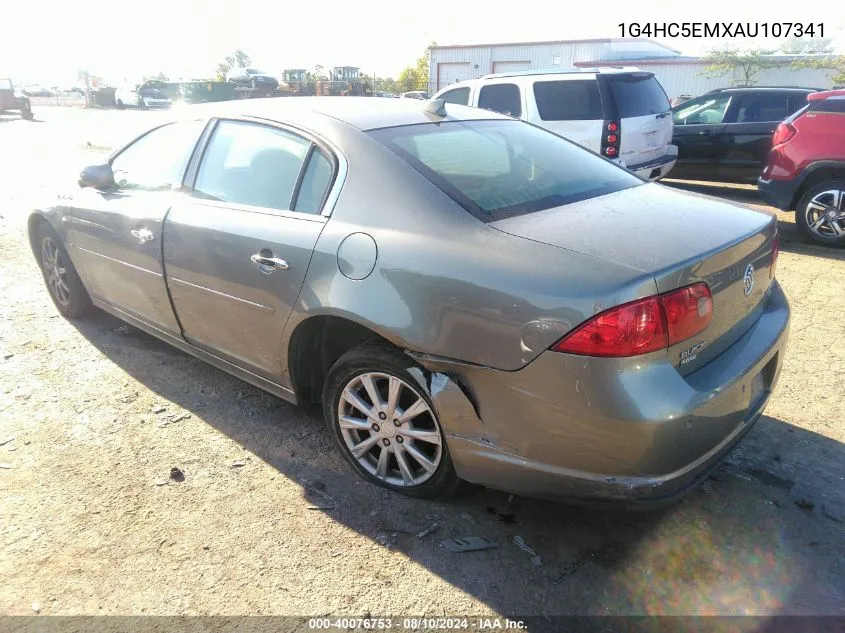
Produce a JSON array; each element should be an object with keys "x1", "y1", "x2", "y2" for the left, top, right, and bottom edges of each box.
[{"x1": 1, "y1": 107, "x2": 844, "y2": 621}]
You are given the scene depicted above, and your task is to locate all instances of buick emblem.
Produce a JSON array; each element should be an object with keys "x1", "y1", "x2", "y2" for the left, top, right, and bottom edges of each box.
[{"x1": 743, "y1": 263, "x2": 755, "y2": 296}]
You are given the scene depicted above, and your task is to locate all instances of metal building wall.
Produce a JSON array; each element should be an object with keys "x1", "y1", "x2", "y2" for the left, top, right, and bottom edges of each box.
[{"x1": 631, "y1": 62, "x2": 835, "y2": 99}]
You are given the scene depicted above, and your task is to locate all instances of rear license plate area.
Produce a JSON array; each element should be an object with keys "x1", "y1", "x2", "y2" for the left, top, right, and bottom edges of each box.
[{"x1": 749, "y1": 352, "x2": 778, "y2": 410}]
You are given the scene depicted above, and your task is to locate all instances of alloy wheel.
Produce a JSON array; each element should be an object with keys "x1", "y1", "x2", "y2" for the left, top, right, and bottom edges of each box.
[
  {"x1": 337, "y1": 372, "x2": 443, "y2": 487},
  {"x1": 41, "y1": 236, "x2": 71, "y2": 306},
  {"x1": 805, "y1": 189, "x2": 845, "y2": 239}
]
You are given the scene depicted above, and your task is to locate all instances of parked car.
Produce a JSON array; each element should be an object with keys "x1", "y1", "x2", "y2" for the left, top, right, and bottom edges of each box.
[
  {"x1": 400, "y1": 91, "x2": 429, "y2": 100},
  {"x1": 226, "y1": 68, "x2": 279, "y2": 91},
  {"x1": 670, "y1": 87, "x2": 818, "y2": 184},
  {"x1": 0, "y1": 78, "x2": 33, "y2": 119},
  {"x1": 28, "y1": 97, "x2": 787, "y2": 505},
  {"x1": 758, "y1": 89, "x2": 845, "y2": 246},
  {"x1": 434, "y1": 68, "x2": 677, "y2": 181},
  {"x1": 23, "y1": 85, "x2": 52, "y2": 97},
  {"x1": 115, "y1": 81, "x2": 172, "y2": 109}
]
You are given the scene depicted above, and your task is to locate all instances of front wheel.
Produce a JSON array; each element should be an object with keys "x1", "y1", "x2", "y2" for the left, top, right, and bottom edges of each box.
[
  {"x1": 795, "y1": 180, "x2": 845, "y2": 247},
  {"x1": 35, "y1": 223, "x2": 94, "y2": 318},
  {"x1": 21, "y1": 108, "x2": 34, "y2": 120},
  {"x1": 323, "y1": 343, "x2": 461, "y2": 498}
]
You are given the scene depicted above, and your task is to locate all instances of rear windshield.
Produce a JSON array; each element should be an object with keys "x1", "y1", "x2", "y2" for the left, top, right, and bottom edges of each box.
[
  {"x1": 607, "y1": 74, "x2": 670, "y2": 118},
  {"x1": 533, "y1": 80, "x2": 603, "y2": 121},
  {"x1": 369, "y1": 120, "x2": 641, "y2": 222}
]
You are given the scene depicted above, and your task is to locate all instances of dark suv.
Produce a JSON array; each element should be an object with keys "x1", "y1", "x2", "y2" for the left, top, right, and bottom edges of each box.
[
  {"x1": 0, "y1": 78, "x2": 33, "y2": 120},
  {"x1": 758, "y1": 89, "x2": 845, "y2": 247},
  {"x1": 670, "y1": 87, "x2": 818, "y2": 183}
]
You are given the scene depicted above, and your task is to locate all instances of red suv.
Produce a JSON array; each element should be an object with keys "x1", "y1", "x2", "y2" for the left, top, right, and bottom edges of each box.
[{"x1": 758, "y1": 89, "x2": 845, "y2": 246}]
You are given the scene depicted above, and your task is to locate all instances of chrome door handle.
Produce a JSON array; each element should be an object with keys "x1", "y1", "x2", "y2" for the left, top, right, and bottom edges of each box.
[
  {"x1": 131, "y1": 228, "x2": 155, "y2": 244},
  {"x1": 250, "y1": 254, "x2": 290, "y2": 271}
]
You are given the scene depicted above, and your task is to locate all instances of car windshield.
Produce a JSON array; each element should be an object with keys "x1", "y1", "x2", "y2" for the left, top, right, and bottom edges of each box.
[
  {"x1": 246, "y1": 69, "x2": 264, "y2": 75},
  {"x1": 369, "y1": 120, "x2": 642, "y2": 222}
]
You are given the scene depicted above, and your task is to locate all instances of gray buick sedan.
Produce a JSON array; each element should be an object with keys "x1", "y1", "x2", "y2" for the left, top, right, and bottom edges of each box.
[{"x1": 28, "y1": 97, "x2": 789, "y2": 505}]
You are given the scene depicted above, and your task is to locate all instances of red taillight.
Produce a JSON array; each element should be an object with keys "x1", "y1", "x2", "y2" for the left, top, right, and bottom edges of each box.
[
  {"x1": 660, "y1": 283, "x2": 713, "y2": 346},
  {"x1": 772, "y1": 122, "x2": 796, "y2": 147},
  {"x1": 607, "y1": 121, "x2": 619, "y2": 132},
  {"x1": 553, "y1": 296, "x2": 667, "y2": 357},
  {"x1": 770, "y1": 234, "x2": 779, "y2": 280},
  {"x1": 607, "y1": 134, "x2": 618, "y2": 143},
  {"x1": 552, "y1": 283, "x2": 713, "y2": 358},
  {"x1": 605, "y1": 146, "x2": 617, "y2": 157}
]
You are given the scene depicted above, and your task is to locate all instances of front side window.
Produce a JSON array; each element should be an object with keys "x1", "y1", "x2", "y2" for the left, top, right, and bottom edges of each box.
[
  {"x1": 440, "y1": 87, "x2": 470, "y2": 106},
  {"x1": 110, "y1": 120, "x2": 205, "y2": 191},
  {"x1": 533, "y1": 80, "x2": 603, "y2": 121},
  {"x1": 478, "y1": 83, "x2": 522, "y2": 117},
  {"x1": 673, "y1": 95, "x2": 732, "y2": 125},
  {"x1": 370, "y1": 120, "x2": 641, "y2": 222},
  {"x1": 193, "y1": 120, "x2": 310, "y2": 210}
]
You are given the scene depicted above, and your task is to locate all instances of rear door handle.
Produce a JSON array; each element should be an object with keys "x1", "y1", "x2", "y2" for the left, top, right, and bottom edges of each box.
[
  {"x1": 130, "y1": 228, "x2": 154, "y2": 244},
  {"x1": 250, "y1": 254, "x2": 290, "y2": 271}
]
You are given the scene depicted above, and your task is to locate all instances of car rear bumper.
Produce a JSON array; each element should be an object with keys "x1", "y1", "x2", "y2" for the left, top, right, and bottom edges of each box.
[
  {"x1": 758, "y1": 176, "x2": 799, "y2": 210},
  {"x1": 430, "y1": 280, "x2": 789, "y2": 507},
  {"x1": 628, "y1": 145, "x2": 678, "y2": 181}
]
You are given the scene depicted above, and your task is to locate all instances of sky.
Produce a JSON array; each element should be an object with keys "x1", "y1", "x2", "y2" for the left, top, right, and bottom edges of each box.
[{"x1": 2, "y1": 0, "x2": 843, "y2": 86}]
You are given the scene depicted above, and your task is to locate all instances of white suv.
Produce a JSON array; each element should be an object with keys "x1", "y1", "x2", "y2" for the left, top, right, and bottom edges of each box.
[{"x1": 433, "y1": 68, "x2": 677, "y2": 180}]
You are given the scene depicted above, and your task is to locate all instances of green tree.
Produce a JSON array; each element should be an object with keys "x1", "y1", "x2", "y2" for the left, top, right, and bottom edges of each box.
[
  {"x1": 216, "y1": 49, "x2": 252, "y2": 81},
  {"x1": 395, "y1": 41, "x2": 436, "y2": 93},
  {"x1": 781, "y1": 37, "x2": 834, "y2": 55},
  {"x1": 791, "y1": 55, "x2": 845, "y2": 86},
  {"x1": 701, "y1": 48, "x2": 782, "y2": 86}
]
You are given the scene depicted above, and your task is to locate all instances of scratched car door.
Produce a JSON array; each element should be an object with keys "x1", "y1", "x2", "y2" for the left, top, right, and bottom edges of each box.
[
  {"x1": 71, "y1": 120, "x2": 206, "y2": 334},
  {"x1": 162, "y1": 119, "x2": 337, "y2": 382}
]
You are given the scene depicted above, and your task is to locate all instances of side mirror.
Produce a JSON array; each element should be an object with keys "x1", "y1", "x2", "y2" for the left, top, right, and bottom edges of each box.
[{"x1": 79, "y1": 164, "x2": 115, "y2": 189}]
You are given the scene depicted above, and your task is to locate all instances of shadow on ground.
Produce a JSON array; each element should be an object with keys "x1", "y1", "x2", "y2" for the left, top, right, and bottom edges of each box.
[{"x1": 66, "y1": 310, "x2": 845, "y2": 620}]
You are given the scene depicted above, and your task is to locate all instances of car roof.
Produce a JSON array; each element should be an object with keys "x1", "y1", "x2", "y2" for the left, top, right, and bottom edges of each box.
[
  {"x1": 181, "y1": 96, "x2": 510, "y2": 131},
  {"x1": 479, "y1": 67, "x2": 648, "y2": 80},
  {"x1": 705, "y1": 86, "x2": 822, "y2": 93},
  {"x1": 808, "y1": 88, "x2": 845, "y2": 100}
]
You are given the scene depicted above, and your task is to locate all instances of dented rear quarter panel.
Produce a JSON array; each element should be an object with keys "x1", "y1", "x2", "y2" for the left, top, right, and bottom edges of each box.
[{"x1": 280, "y1": 120, "x2": 657, "y2": 379}]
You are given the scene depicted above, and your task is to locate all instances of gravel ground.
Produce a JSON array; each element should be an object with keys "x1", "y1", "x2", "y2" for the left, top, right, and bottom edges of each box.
[{"x1": 1, "y1": 107, "x2": 844, "y2": 620}]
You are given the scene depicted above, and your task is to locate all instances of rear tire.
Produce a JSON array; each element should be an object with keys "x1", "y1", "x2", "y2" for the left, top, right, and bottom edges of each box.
[
  {"x1": 323, "y1": 342, "x2": 461, "y2": 499},
  {"x1": 795, "y1": 180, "x2": 845, "y2": 247},
  {"x1": 35, "y1": 222, "x2": 94, "y2": 318}
]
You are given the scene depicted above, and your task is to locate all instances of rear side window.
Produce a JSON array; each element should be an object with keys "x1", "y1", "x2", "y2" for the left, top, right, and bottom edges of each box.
[
  {"x1": 193, "y1": 120, "x2": 310, "y2": 210},
  {"x1": 731, "y1": 93, "x2": 790, "y2": 123},
  {"x1": 813, "y1": 96, "x2": 845, "y2": 113},
  {"x1": 478, "y1": 84, "x2": 522, "y2": 117},
  {"x1": 607, "y1": 75, "x2": 669, "y2": 118},
  {"x1": 533, "y1": 80, "x2": 603, "y2": 121},
  {"x1": 369, "y1": 120, "x2": 641, "y2": 222},
  {"x1": 788, "y1": 93, "x2": 810, "y2": 114},
  {"x1": 293, "y1": 148, "x2": 334, "y2": 214},
  {"x1": 440, "y1": 87, "x2": 470, "y2": 105}
]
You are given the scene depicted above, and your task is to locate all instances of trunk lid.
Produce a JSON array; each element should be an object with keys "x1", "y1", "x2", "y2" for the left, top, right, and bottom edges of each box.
[{"x1": 490, "y1": 183, "x2": 778, "y2": 373}]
